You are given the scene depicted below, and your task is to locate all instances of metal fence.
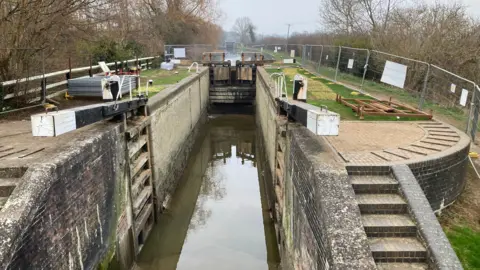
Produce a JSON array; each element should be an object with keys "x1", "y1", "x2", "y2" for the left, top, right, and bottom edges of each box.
[
  {"x1": 290, "y1": 44, "x2": 480, "y2": 141},
  {"x1": 0, "y1": 49, "x2": 158, "y2": 114},
  {"x1": 164, "y1": 44, "x2": 216, "y2": 62}
]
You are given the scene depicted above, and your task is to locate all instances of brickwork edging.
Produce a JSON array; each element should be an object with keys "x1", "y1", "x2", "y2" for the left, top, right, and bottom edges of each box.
[{"x1": 392, "y1": 164, "x2": 463, "y2": 270}]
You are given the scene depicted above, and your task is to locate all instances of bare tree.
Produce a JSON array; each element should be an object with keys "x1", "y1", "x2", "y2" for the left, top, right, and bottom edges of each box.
[
  {"x1": 232, "y1": 17, "x2": 256, "y2": 44},
  {"x1": 318, "y1": 0, "x2": 361, "y2": 34}
]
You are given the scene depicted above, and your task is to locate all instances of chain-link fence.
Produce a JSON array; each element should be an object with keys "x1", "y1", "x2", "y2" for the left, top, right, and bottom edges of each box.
[{"x1": 294, "y1": 44, "x2": 480, "y2": 141}]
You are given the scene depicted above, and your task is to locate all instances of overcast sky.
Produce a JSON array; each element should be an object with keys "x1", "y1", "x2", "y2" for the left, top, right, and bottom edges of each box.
[{"x1": 217, "y1": 0, "x2": 480, "y2": 36}]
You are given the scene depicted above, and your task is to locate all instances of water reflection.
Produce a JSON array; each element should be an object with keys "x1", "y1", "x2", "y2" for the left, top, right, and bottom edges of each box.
[{"x1": 134, "y1": 115, "x2": 279, "y2": 270}]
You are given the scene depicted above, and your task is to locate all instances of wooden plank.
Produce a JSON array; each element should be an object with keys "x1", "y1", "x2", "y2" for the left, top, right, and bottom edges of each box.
[{"x1": 370, "y1": 102, "x2": 394, "y2": 112}]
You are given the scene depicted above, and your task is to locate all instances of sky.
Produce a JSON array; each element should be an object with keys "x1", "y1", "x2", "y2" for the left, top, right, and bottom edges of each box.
[{"x1": 217, "y1": 0, "x2": 480, "y2": 36}]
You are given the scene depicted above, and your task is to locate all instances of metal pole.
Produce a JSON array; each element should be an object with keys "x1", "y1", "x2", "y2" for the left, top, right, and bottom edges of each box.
[
  {"x1": 466, "y1": 83, "x2": 477, "y2": 135},
  {"x1": 41, "y1": 51, "x2": 46, "y2": 103},
  {"x1": 318, "y1": 45, "x2": 324, "y2": 73},
  {"x1": 361, "y1": 50, "x2": 370, "y2": 90},
  {"x1": 418, "y1": 64, "x2": 430, "y2": 110},
  {"x1": 285, "y1": 24, "x2": 291, "y2": 55},
  {"x1": 335, "y1": 46, "x2": 342, "y2": 82}
]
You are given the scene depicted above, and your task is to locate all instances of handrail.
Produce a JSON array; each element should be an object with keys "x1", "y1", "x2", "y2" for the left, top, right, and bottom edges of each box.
[
  {"x1": 188, "y1": 62, "x2": 199, "y2": 73},
  {"x1": 1, "y1": 56, "x2": 157, "y2": 87}
]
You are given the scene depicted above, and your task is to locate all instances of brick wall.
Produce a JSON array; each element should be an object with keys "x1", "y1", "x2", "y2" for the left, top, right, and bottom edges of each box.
[
  {"x1": 256, "y1": 67, "x2": 375, "y2": 270},
  {"x1": 0, "y1": 123, "x2": 127, "y2": 270},
  {"x1": 284, "y1": 127, "x2": 376, "y2": 270},
  {"x1": 408, "y1": 144, "x2": 469, "y2": 211}
]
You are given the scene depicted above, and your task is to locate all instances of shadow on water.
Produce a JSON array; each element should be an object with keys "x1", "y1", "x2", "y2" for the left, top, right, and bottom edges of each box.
[{"x1": 132, "y1": 115, "x2": 280, "y2": 270}]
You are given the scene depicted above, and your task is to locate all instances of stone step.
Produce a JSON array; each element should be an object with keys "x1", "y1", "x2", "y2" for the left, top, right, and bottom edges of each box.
[
  {"x1": 356, "y1": 194, "x2": 407, "y2": 214},
  {"x1": 0, "y1": 178, "x2": 18, "y2": 197},
  {"x1": 350, "y1": 175, "x2": 398, "y2": 194},
  {"x1": 369, "y1": 237, "x2": 427, "y2": 263},
  {"x1": 376, "y1": 263, "x2": 428, "y2": 270},
  {"x1": 362, "y1": 214, "x2": 417, "y2": 237}
]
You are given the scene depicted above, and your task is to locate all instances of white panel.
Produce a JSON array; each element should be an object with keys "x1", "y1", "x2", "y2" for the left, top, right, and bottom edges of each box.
[
  {"x1": 347, "y1": 59, "x2": 354, "y2": 69},
  {"x1": 172, "y1": 59, "x2": 181, "y2": 64},
  {"x1": 98, "y1": 61, "x2": 110, "y2": 73},
  {"x1": 306, "y1": 109, "x2": 339, "y2": 136},
  {"x1": 450, "y1": 83, "x2": 456, "y2": 93},
  {"x1": 173, "y1": 48, "x2": 186, "y2": 58},
  {"x1": 460, "y1": 89, "x2": 468, "y2": 106},
  {"x1": 31, "y1": 110, "x2": 76, "y2": 137},
  {"x1": 326, "y1": 55, "x2": 329, "y2": 60},
  {"x1": 381, "y1": 60, "x2": 407, "y2": 89},
  {"x1": 283, "y1": 59, "x2": 295, "y2": 64},
  {"x1": 290, "y1": 50, "x2": 295, "y2": 57}
]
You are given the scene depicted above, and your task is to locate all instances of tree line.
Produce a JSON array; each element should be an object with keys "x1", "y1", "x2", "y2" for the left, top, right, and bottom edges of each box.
[
  {"x1": 260, "y1": 1, "x2": 480, "y2": 83},
  {"x1": 0, "y1": 0, "x2": 222, "y2": 81}
]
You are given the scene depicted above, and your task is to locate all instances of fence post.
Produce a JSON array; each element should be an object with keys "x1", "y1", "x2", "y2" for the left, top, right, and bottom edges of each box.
[
  {"x1": 318, "y1": 45, "x2": 324, "y2": 73},
  {"x1": 41, "y1": 51, "x2": 46, "y2": 103},
  {"x1": 0, "y1": 83, "x2": 4, "y2": 111},
  {"x1": 309, "y1": 45, "x2": 313, "y2": 62},
  {"x1": 466, "y1": 83, "x2": 477, "y2": 136},
  {"x1": 89, "y1": 55, "x2": 93, "y2": 77},
  {"x1": 335, "y1": 46, "x2": 342, "y2": 82},
  {"x1": 361, "y1": 50, "x2": 370, "y2": 90},
  {"x1": 418, "y1": 64, "x2": 430, "y2": 110}
]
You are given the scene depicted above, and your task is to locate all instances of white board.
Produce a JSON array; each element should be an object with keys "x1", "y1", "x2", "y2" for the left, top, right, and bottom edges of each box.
[
  {"x1": 173, "y1": 48, "x2": 186, "y2": 58},
  {"x1": 98, "y1": 61, "x2": 110, "y2": 73},
  {"x1": 460, "y1": 89, "x2": 468, "y2": 106},
  {"x1": 31, "y1": 111, "x2": 76, "y2": 137},
  {"x1": 381, "y1": 60, "x2": 407, "y2": 89},
  {"x1": 283, "y1": 59, "x2": 295, "y2": 64},
  {"x1": 290, "y1": 50, "x2": 295, "y2": 58},
  {"x1": 347, "y1": 59, "x2": 354, "y2": 69},
  {"x1": 172, "y1": 59, "x2": 181, "y2": 64},
  {"x1": 326, "y1": 55, "x2": 329, "y2": 60},
  {"x1": 450, "y1": 83, "x2": 456, "y2": 93}
]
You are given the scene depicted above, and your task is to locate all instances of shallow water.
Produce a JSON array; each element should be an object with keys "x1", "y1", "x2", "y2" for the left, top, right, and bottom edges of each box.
[{"x1": 133, "y1": 115, "x2": 280, "y2": 270}]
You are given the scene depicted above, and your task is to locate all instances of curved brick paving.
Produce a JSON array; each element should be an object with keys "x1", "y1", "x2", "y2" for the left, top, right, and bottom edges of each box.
[{"x1": 327, "y1": 121, "x2": 469, "y2": 165}]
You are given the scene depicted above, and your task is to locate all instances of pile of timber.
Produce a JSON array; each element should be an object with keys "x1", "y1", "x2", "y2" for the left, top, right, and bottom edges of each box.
[{"x1": 336, "y1": 94, "x2": 433, "y2": 120}]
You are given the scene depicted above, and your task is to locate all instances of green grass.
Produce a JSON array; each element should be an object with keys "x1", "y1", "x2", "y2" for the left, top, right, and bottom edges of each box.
[
  {"x1": 269, "y1": 67, "x2": 428, "y2": 121},
  {"x1": 136, "y1": 69, "x2": 190, "y2": 97},
  {"x1": 302, "y1": 64, "x2": 472, "y2": 130},
  {"x1": 444, "y1": 226, "x2": 480, "y2": 269}
]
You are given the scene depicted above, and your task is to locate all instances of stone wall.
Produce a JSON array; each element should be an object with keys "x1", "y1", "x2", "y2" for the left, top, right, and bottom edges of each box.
[
  {"x1": 0, "y1": 69, "x2": 210, "y2": 270},
  {"x1": 255, "y1": 67, "x2": 376, "y2": 270},
  {"x1": 0, "y1": 123, "x2": 127, "y2": 270},
  {"x1": 148, "y1": 68, "x2": 209, "y2": 213}
]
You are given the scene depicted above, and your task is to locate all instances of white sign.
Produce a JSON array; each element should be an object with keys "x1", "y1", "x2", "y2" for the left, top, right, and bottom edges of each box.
[
  {"x1": 460, "y1": 89, "x2": 468, "y2": 106},
  {"x1": 172, "y1": 59, "x2": 181, "y2": 64},
  {"x1": 283, "y1": 59, "x2": 295, "y2": 64},
  {"x1": 290, "y1": 50, "x2": 295, "y2": 58},
  {"x1": 450, "y1": 83, "x2": 456, "y2": 93},
  {"x1": 173, "y1": 48, "x2": 186, "y2": 58},
  {"x1": 347, "y1": 59, "x2": 354, "y2": 69},
  {"x1": 277, "y1": 47, "x2": 282, "y2": 50},
  {"x1": 326, "y1": 55, "x2": 329, "y2": 60},
  {"x1": 381, "y1": 60, "x2": 407, "y2": 89}
]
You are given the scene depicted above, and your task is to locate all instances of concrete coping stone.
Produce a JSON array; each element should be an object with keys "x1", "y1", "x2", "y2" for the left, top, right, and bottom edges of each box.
[{"x1": 391, "y1": 164, "x2": 463, "y2": 270}]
